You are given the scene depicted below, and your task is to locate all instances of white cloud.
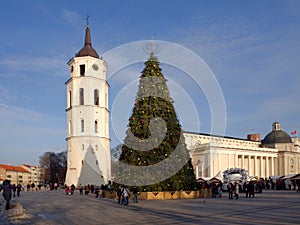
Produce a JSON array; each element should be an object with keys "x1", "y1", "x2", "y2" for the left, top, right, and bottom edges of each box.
[
  {"x1": 62, "y1": 9, "x2": 81, "y2": 26},
  {"x1": 0, "y1": 54, "x2": 68, "y2": 77},
  {"x1": 0, "y1": 102, "x2": 54, "y2": 122}
]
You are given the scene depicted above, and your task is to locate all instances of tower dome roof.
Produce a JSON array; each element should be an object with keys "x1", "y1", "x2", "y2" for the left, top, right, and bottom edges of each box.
[
  {"x1": 262, "y1": 122, "x2": 292, "y2": 145},
  {"x1": 76, "y1": 25, "x2": 99, "y2": 58}
]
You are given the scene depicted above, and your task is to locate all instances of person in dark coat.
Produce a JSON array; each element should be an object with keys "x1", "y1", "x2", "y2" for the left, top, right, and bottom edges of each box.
[
  {"x1": 17, "y1": 183, "x2": 22, "y2": 197},
  {"x1": 1, "y1": 179, "x2": 12, "y2": 210},
  {"x1": 12, "y1": 184, "x2": 17, "y2": 197},
  {"x1": 132, "y1": 186, "x2": 138, "y2": 203},
  {"x1": 117, "y1": 185, "x2": 122, "y2": 204}
]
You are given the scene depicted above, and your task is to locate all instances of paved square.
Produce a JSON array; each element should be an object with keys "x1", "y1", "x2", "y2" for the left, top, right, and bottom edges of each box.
[{"x1": 1, "y1": 189, "x2": 300, "y2": 224}]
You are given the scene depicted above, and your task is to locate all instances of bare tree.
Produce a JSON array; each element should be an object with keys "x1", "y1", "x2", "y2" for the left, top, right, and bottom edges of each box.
[
  {"x1": 111, "y1": 144, "x2": 122, "y2": 161},
  {"x1": 39, "y1": 151, "x2": 67, "y2": 184}
]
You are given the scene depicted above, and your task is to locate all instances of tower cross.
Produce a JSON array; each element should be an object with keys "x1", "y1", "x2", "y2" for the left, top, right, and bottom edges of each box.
[{"x1": 86, "y1": 13, "x2": 90, "y2": 26}]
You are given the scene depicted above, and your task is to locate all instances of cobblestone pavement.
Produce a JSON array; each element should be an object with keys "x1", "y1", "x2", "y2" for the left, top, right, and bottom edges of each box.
[{"x1": 1, "y1": 189, "x2": 300, "y2": 224}]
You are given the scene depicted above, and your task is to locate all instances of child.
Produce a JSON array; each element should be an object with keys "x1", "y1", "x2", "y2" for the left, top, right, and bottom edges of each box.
[{"x1": 217, "y1": 186, "x2": 222, "y2": 198}]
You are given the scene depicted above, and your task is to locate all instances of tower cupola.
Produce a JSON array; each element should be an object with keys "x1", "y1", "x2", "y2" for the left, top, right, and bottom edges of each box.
[{"x1": 76, "y1": 25, "x2": 99, "y2": 58}]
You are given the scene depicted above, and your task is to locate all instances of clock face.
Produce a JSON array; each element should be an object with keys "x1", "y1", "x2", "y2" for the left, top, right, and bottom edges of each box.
[{"x1": 92, "y1": 64, "x2": 99, "y2": 71}]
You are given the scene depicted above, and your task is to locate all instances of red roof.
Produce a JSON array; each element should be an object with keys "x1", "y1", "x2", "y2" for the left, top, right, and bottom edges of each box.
[{"x1": 0, "y1": 164, "x2": 30, "y2": 173}]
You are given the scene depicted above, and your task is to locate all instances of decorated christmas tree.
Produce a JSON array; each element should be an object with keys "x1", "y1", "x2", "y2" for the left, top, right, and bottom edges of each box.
[{"x1": 117, "y1": 52, "x2": 196, "y2": 191}]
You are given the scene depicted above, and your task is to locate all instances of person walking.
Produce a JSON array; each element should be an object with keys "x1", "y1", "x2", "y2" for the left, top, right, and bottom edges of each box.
[
  {"x1": 70, "y1": 184, "x2": 75, "y2": 195},
  {"x1": 227, "y1": 182, "x2": 233, "y2": 199},
  {"x1": 132, "y1": 186, "x2": 138, "y2": 203},
  {"x1": 234, "y1": 182, "x2": 239, "y2": 199},
  {"x1": 1, "y1": 179, "x2": 12, "y2": 210},
  {"x1": 17, "y1": 183, "x2": 22, "y2": 197},
  {"x1": 117, "y1": 186, "x2": 122, "y2": 204},
  {"x1": 79, "y1": 184, "x2": 83, "y2": 195},
  {"x1": 121, "y1": 186, "x2": 130, "y2": 206},
  {"x1": 84, "y1": 184, "x2": 90, "y2": 195},
  {"x1": 244, "y1": 181, "x2": 249, "y2": 198},
  {"x1": 12, "y1": 184, "x2": 16, "y2": 197}
]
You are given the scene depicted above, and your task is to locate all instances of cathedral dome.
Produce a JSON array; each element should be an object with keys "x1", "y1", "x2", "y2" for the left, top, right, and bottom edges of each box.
[
  {"x1": 262, "y1": 122, "x2": 292, "y2": 145},
  {"x1": 76, "y1": 25, "x2": 99, "y2": 58}
]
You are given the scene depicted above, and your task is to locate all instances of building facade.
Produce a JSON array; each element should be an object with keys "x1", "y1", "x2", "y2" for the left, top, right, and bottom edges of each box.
[
  {"x1": 0, "y1": 164, "x2": 30, "y2": 185},
  {"x1": 184, "y1": 121, "x2": 300, "y2": 179},
  {"x1": 65, "y1": 23, "x2": 111, "y2": 186},
  {"x1": 20, "y1": 164, "x2": 44, "y2": 184}
]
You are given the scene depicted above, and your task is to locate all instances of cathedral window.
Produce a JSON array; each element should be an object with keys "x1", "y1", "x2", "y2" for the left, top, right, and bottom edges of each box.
[
  {"x1": 82, "y1": 144, "x2": 84, "y2": 150},
  {"x1": 96, "y1": 160, "x2": 98, "y2": 165},
  {"x1": 95, "y1": 145, "x2": 98, "y2": 151},
  {"x1": 94, "y1": 89, "x2": 99, "y2": 105},
  {"x1": 81, "y1": 119, "x2": 84, "y2": 132},
  {"x1": 79, "y1": 88, "x2": 84, "y2": 105},
  {"x1": 80, "y1": 64, "x2": 85, "y2": 76}
]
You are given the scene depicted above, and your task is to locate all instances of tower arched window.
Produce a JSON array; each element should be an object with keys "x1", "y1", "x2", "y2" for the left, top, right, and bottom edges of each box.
[
  {"x1": 94, "y1": 89, "x2": 99, "y2": 105},
  {"x1": 68, "y1": 120, "x2": 72, "y2": 135},
  {"x1": 81, "y1": 119, "x2": 84, "y2": 132},
  {"x1": 95, "y1": 120, "x2": 98, "y2": 133},
  {"x1": 68, "y1": 90, "x2": 72, "y2": 108},
  {"x1": 105, "y1": 93, "x2": 108, "y2": 108},
  {"x1": 80, "y1": 64, "x2": 85, "y2": 76},
  {"x1": 79, "y1": 88, "x2": 84, "y2": 105}
]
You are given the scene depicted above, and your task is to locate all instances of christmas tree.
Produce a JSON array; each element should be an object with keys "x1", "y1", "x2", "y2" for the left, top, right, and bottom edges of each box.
[{"x1": 117, "y1": 52, "x2": 196, "y2": 191}]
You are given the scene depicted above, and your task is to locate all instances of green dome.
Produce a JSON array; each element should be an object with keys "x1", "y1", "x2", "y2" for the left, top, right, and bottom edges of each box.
[{"x1": 263, "y1": 130, "x2": 292, "y2": 145}]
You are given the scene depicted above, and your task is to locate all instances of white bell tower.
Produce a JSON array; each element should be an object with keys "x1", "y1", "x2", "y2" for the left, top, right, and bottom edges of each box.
[{"x1": 65, "y1": 22, "x2": 110, "y2": 186}]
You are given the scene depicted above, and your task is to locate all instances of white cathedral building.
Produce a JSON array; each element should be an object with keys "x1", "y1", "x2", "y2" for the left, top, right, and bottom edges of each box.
[
  {"x1": 65, "y1": 23, "x2": 110, "y2": 186},
  {"x1": 65, "y1": 23, "x2": 300, "y2": 186},
  {"x1": 184, "y1": 121, "x2": 300, "y2": 179}
]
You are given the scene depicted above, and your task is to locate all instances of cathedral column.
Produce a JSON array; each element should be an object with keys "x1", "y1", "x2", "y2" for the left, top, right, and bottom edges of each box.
[
  {"x1": 242, "y1": 155, "x2": 245, "y2": 169},
  {"x1": 218, "y1": 152, "x2": 220, "y2": 172},
  {"x1": 248, "y1": 155, "x2": 252, "y2": 176},
  {"x1": 271, "y1": 157, "x2": 274, "y2": 176},
  {"x1": 235, "y1": 153, "x2": 238, "y2": 168},
  {"x1": 254, "y1": 156, "x2": 257, "y2": 177},
  {"x1": 265, "y1": 157, "x2": 268, "y2": 178},
  {"x1": 260, "y1": 156, "x2": 263, "y2": 178}
]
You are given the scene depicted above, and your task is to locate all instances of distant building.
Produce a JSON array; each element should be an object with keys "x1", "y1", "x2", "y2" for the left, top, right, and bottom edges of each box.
[
  {"x1": 0, "y1": 164, "x2": 30, "y2": 184},
  {"x1": 20, "y1": 164, "x2": 44, "y2": 184},
  {"x1": 184, "y1": 121, "x2": 300, "y2": 179}
]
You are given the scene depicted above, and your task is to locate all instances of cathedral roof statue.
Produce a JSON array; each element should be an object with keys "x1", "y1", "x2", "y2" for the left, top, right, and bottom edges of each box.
[
  {"x1": 262, "y1": 121, "x2": 292, "y2": 145},
  {"x1": 76, "y1": 24, "x2": 99, "y2": 59}
]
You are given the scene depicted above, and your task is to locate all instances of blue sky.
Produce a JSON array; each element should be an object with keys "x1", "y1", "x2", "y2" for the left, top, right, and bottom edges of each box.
[{"x1": 1, "y1": 0, "x2": 300, "y2": 165}]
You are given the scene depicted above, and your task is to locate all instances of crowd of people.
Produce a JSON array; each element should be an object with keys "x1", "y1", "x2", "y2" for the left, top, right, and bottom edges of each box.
[{"x1": 63, "y1": 183, "x2": 139, "y2": 206}]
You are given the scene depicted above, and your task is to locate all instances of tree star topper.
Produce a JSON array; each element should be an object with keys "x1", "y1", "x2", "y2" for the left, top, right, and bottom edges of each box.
[{"x1": 143, "y1": 38, "x2": 161, "y2": 55}]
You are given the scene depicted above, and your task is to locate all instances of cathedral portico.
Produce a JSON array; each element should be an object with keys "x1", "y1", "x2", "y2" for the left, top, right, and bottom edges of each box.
[{"x1": 184, "y1": 122, "x2": 300, "y2": 179}]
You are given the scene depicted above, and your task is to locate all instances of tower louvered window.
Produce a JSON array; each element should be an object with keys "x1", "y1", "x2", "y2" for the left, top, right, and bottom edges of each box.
[
  {"x1": 79, "y1": 88, "x2": 84, "y2": 105},
  {"x1": 94, "y1": 89, "x2": 99, "y2": 105}
]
